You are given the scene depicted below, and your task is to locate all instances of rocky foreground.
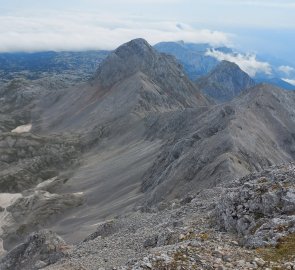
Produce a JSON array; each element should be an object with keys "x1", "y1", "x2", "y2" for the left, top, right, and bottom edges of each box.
[{"x1": 1, "y1": 163, "x2": 295, "y2": 270}]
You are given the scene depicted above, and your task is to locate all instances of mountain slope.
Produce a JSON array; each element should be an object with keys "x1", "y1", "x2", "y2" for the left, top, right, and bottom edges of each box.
[
  {"x1": 0, "y1": 39, "x2": 211, "y2": 251},
  {"x1": 34, "y1": 38, "x2": 209, "y2": 133},
  {"x1": 140, "y1": 84, "x2": 295, "y2": 205},
  {"x1": 195, "y1": 60, "x2": 256, "y2": 102}
]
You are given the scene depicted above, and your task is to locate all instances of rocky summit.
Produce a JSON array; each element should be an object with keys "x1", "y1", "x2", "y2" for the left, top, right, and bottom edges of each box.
[
  {"x1": 195, "y1": 60, "x2": 256, "y2": 102},
  {"x1": 1, "y1": 38, "x2": 295, "y2": 269}
]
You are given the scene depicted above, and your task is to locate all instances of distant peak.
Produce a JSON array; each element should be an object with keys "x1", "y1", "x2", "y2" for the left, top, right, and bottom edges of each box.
[
  {"x1": 210, "y1": 60, "x2": 251, "y2": 77},
  {"x1": 218, "y1": 60, "x2": 240, "y2": 69},
  {"x1": 129, "y1": 38, "x2": 150, "y2": 46},
  {"x1": 196, "y1": 59, "x2": 256, "y2": 102}
]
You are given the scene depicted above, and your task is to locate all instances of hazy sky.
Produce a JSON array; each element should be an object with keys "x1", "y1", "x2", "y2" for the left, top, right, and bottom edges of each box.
[{"x1": 0, "y1": 0, "x2": 294, "y2": 64}]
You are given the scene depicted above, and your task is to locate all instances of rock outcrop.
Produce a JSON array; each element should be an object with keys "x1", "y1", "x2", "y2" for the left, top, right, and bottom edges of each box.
[
  {"x1": 214, "y1": 163, "x2": 295, "y2": 248},
  {"x1": 0, "y1": 230, "x2": 69, "y2": 270}
]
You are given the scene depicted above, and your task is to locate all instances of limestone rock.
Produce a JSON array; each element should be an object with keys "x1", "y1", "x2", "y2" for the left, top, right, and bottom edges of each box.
[{"x1": 0, "y1": 230, "x2": 69, "y2": 270}]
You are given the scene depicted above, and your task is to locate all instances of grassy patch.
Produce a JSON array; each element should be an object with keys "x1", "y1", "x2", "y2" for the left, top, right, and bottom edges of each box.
[
  {"x1": 152, "y1": 249, "x2": 199, "y2": 270},
  {"x1": 254, "y1": 212, "x2": 265, "y2": 221},
  {"x1": 257, "y1": 233, "x2": 295, "y2": 262}
]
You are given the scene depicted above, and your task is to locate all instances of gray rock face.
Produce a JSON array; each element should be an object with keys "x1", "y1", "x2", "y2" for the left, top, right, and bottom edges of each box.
[
  {"x1": 214, "y1": 163, "x2": 295, "y2": 247},
  {"x1": 195, "y1": 60, "x2": 256, "y2": 102},
  {"x1": 0, "y1": 230, "x2": 68, "y2": 270}
]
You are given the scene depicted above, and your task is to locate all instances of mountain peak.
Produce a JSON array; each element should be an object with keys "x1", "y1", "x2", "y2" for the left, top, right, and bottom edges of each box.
[
  {"x1": 218, "y1": 60, "x2": 240, "y2": 69},
  {"x1": 114, "y1": 38, "x2": 153, "y2": 58},
  {"x1": 95, "y1": 38, "x2": 159, "y2": 88},
  {"x1": 211, "y1": 60, "x2": 247, "y2": 76},
  {"x1": 196, "y1": 60, "x2": 256, "y2": 102},
  {"x1": 91, "y1": 38, "x2": 210, "y2": 109}
]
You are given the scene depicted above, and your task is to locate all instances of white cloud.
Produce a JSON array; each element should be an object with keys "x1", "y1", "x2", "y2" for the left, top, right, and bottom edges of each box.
[
  {"x1": 0, "y1": 11, "x2": 231, "y2": 52},
  {"x1": 103, "y1": 0, "x2": 183, "y2": 2},
  {"x1": 205, "y1": 49, "x2": 272, "y2": 77},
  {"x1": 235, "y1": 1, "x2": 295, "y2": 9},
  {"x1": 278, "y1": 65, "x2": 294, "y2": 76},
  {"x1": 282, "y1": 78, "x2": 295, "y2": 86}
]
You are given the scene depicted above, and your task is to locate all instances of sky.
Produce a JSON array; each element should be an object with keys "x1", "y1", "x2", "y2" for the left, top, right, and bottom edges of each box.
[{"x1": 0, "y1": 0, "x2": 294, "y2": 74}]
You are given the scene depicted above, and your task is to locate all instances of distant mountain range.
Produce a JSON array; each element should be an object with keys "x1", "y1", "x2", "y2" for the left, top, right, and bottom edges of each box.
[
  {"x1": 0, "y1": 41, "x2": 294, "y2": 92},
  {"x1": 0, "y1": 50, "x2": 109, "y2": 82},
  {"x1": 154, "y1": 41, "x2": 295, "y2": 91}
]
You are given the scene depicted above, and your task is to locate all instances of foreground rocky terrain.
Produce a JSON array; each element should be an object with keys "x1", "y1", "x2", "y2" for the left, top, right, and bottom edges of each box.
[
  {"x1": 2, "y1": 164, "x2": 295, "y2": 269},
  {"x1": 0, "y1": 38, "x2": 295, "y2": 269},
  {"x1": 215, "y1": 163, "x2": 295, "y2": 249}
]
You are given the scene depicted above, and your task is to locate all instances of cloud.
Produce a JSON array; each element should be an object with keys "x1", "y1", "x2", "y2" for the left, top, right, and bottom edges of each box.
[
  {"x1": 103, "y1": 0, "x2": 183, "y2": 2},
  {"x1": 0, "y1": 11, "x2": 231, "y2": 52},
  {"x1": 278, "y1": 65, "x2": 294, "y2": 76},
  {"x1": 222, "y1": 0, "x2": 295, "y2": 9},
  {"x1": 235, "y1": 1, "x2": 295, "y2": 9},
  {"x1": 282, "y1": 78, "x2": 295, "y2": 86},
  {"x1": 205, "y1": 49, "x2": 272, "y2": 77}
]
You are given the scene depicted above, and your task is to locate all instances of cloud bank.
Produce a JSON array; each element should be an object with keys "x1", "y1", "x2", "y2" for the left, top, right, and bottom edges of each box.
[
  {"x1": 279, "y1": 65, "x2": 294, "y2": 76},
  {"x1": 0, "y1": 11, "x2": 231, "y2": 52},
  {"x1": 282, "y1": 78, "x2": 295, "y2": 86},
  {"x1": 206, "y1": 49, "x2": 272, "y2": 77},
  {"x1": 231, "y1": 0, "x2": 295, "y2": 9}
]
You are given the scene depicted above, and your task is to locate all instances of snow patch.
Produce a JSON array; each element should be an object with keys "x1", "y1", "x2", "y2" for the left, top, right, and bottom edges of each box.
[
  {"x1": 11, "y1": 123, "x2": 32, "y2": 133},
  {"x1": 0, "y1": 193, "x2": 22, "y2": 208}
]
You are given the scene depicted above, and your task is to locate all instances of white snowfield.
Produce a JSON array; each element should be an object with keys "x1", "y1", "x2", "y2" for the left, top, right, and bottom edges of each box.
[{"x1": 11, "y1": 124, "x2": 32, "y2": 133}]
